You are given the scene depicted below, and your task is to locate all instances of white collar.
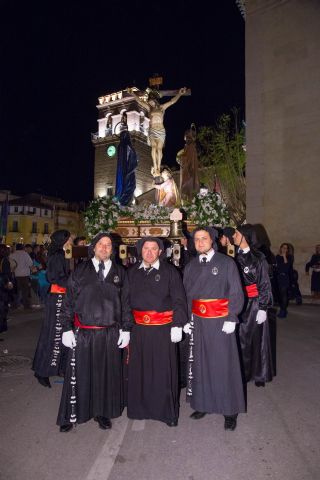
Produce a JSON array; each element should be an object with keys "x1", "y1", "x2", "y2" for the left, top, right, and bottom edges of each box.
[
  {"x1": 199, "y1": 249, "x2": 215, "y2": 263},
  {"x1": 92, "y1": 257, "x2": 112, "y2": 268},
  {"x1": 239, "y1": 246, "x2": 250, "y2": 254},
  {"x1": 139, "y1": 259, "x2": 160, "y2": 270}
]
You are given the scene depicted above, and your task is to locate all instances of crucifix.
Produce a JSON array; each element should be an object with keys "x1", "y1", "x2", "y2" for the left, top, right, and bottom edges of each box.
[{"x1": 128, "y1": 75, "x2": 191, "y2": 184}]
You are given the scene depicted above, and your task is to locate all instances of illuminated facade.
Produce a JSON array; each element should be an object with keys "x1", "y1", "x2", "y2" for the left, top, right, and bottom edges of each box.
[
  {"x1": 0, "y1": 192, "x2": 85, "y2": 245},
  {"x1": 92, "y1": 88, "x2": 154, "y2": 199}
]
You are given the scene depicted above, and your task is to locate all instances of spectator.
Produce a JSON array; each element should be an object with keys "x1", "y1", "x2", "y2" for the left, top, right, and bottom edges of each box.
[
  {"x1": 10, "y1": 244, "x2": 33, "y2": 309},
  {"x1": 0, "y1": 244, "x2": 14, "y2": 332},
  {"x1": 275, "y1": 243, "x2": 293, "y2": 318},
  {"x1": 305, "y1": 245, "x2": 320, "y2": 298}
]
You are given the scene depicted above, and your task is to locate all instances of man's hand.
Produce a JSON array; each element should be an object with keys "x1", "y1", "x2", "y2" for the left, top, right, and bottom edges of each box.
[
  {"x1": 62, "y1": 330, "x2": 76, "y2": 349},
  {"x1": 179, "y1": 87, "x2": 187, "y2": 95},
  {"x1": 171, "y1": 327, "x2": 182, "y2": 343},
  {"x1": 256, "y1": 310, "x2": 267, "y2": 324},
  {"x1": 117, "y1": 330, "x2": 130, "y2": 348},
  {"x1": 222, "y1": 321, "x2": 236, "y2": 334}
]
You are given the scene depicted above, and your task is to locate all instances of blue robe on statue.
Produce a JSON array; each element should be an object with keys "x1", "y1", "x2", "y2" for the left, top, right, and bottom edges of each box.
[{"x1": 115, "y1": 130, "x2": 138, "y2": 205}]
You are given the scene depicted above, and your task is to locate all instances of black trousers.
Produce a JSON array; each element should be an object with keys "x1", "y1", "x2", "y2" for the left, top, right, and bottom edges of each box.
[
  {"x1": 16, "y1": 276, "x2": 31, "y2": 309},
  {"x1": 278, "y1": 285, "x2": 289, "y2": 311}
]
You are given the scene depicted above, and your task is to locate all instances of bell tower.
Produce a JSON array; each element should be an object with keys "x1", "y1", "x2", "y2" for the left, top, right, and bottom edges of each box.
[{"x1": 92, "y1": 88, "x2": 154, "y2": 199}]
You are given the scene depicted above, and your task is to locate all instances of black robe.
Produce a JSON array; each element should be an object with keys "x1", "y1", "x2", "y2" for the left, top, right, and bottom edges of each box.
[
  {"x1": 56, "y1": 259, "x2": 132, "y2": 426},
  {"x1": 127, "y1": 261, "x2": 187, "y2": 424},
  {"x1": 236, "y1": 249, "x2": 275, "y2": 383},
  {"x1": 32, "y1": 250, "x2": 70, "y2": 377},
  {"x1": 306, "y1": 254, "x2": 320, "y2": 292},
  {"x1": 183, "y1": 252, "x2": 246, "y2": 416}
]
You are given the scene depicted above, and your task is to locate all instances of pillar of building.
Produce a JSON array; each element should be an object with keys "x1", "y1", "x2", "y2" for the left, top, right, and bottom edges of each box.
[{"x1": 245, "y1": 0, "x2": 320, "y2": 294}]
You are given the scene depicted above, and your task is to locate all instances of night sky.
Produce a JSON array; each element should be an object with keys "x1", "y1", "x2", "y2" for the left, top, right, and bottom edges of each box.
[{"x1": 0, "y1": 1, "x2": 244, "y2": 202}]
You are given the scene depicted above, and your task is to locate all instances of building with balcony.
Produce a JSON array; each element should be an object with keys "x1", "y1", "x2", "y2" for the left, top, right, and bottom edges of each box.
[{"x1": 0, "y1": 191, "x2": 85, "y2": 245}]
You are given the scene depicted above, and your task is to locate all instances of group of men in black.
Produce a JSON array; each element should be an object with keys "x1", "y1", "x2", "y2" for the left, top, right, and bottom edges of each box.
[{"x1": 32, "y1": 224, "x2": 275, "y2": 433}]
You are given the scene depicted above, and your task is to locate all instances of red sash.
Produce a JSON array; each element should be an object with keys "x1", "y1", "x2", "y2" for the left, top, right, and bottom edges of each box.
[
  {"x1": 133, "y1": 310, "x2": 173, "y2": 326},
  {"x1": 50, "y1": 284, "x2": 66, "y2": 294},
  {"x1": 192, "y1": 299, "x2": 229, "y2": 318},
  {"x1": 245, "y1": 284, "x2": 259, "y2": 298}
]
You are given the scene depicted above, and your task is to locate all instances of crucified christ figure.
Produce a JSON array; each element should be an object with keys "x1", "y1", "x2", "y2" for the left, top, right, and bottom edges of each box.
[{"x1": 128, "y1": 87, "x2": 187, "y2": 182}]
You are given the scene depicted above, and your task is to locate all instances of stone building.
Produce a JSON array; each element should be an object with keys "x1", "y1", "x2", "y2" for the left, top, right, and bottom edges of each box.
[
  {"x1": 92, "y1": 88, "x2": 154, "y2": 199},
  {"x1": 0, "y1": 192, "x2": 85, "y2": 245},
  {"x1": 245, "y1": 0, "x2": 320, "y2": 294}
]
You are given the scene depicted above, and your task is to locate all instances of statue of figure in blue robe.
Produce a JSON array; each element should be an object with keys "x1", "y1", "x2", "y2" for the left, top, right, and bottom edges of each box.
[{"x1": 114, "y1": 123, "x2": 138, "y2": 206}]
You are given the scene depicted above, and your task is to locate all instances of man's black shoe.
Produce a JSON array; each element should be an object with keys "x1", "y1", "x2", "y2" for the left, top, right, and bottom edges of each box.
[
  {"x1": 59, "y1": 424, "x2": 73, "y2": 433},
  {"x1": 255, "y1": 381, "x2": 265, "y2": 387},
  {"x1": 94, "y1": 416, "x2": 112, "y2": 430},
  {"x1": 190, "y1": 411, "x2": 206, "y2": 420},
  {"x1": 35, "y1": 373, "x2": 51, "y2": 388},
  {"x1": 224, "y1": 415, "x2": 237, "y2": 431},
  {"x1": 166, "y1": 419, "x2": 178, "y2": 427}
]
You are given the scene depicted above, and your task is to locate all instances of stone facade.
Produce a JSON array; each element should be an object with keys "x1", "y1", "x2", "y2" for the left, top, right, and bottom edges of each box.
[
  {"x1": 93, "y1": 132, "x2": 154, "y2": 199},
  {"x1": 245, "y1": 0, "x2": 320, "y2": 294},
  {"x1": 93, "y1": 89, "x2": 154, "y2": 199}
]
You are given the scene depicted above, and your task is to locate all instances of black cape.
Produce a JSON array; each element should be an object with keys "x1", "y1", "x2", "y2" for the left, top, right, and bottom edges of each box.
[
  {"x1": 127, "y1": 261, "x2": 187, "y2": 424},
  {"x1": 236, "y1": 249, "x2": 275, "y2": 383},
  {"x1": 57, "y1": 259, "x2": 132, "y2": 426},
  {"x1": 183, "y1": 252, "x2": 246, "y2": 415}
]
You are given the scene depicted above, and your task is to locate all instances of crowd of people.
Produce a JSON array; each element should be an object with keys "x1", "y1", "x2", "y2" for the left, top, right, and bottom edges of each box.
[{"x1": 0, "y1": 227, "x2": 318, "y2": 434}]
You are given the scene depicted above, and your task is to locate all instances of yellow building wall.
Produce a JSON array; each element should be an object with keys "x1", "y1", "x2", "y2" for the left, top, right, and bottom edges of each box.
[{"x1": 6, "y1": 214, "x2": 54, "y2": 245}]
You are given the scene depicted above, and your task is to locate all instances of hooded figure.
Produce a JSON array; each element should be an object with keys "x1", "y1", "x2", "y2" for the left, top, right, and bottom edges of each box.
[
  {"x1": 32, "y1": 230, "x2": 71, "y2": 388},
  {"x1": 56, "y1": 231, "x2": 133, "y2": 432},
  {"x1": 183, "y1": 226, "x2": 246, "y2": 431},
  {"x1": 233, "y1": 224, "x2": 275, "y2": 386},
  {"x1": 127, "y1": 236, "x2": 188, "y2": 426},
  {"x1": 48, "y1": 229, "x2": 71, "y2": 256}
]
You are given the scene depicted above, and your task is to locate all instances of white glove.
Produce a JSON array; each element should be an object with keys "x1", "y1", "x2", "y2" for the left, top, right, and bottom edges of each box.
[
  {"x1": 170, "y1": 326, "x2": 183, "y2": 343},
  {"x1": 183, "y1": 323, "x2": 191, "y2": 334},
  {"x1": 222, "y1": 321, "x2": 236, "y2": 334},
  {"x1": 117, "y1": 330, "x2": 130, "y2": 348},
  {"x1": 62, "y1": 330, "x2": 76, "y2": 348},
  {"x1": 256, "y1": 310, "x2": 267, "y2": 324}
]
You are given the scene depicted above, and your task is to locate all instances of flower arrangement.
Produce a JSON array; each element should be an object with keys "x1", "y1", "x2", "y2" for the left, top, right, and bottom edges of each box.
[
  {"x1": 84, "y1": 192, "x2": 230, "y2": 238},
  {"x1": 183, "y1": 191, "x2": 230, "y2": 227}
]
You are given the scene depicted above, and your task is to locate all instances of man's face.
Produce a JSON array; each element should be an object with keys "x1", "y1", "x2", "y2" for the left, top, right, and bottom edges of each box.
[
  {"x1": 193, "y1": 230, "x2": 213, "y2": 254},
  {"x1": 78, "y1": 239, "x2": 86, "y2": 246},
  {"x1": 219, "y1": 235, "x2": 228, "y2": 247},
  {"x1": 142, "y1": 241, "x2": 161, "y2": 265},
  {"x1": 232, "y1": 230, "x2": 244, "y2": 247},
  {"x1": 316, "y1": 245, "x2": 320, "y2": 255},
  {"x1": 94, "y1": 237, "x2": 112, "y2": 261}
]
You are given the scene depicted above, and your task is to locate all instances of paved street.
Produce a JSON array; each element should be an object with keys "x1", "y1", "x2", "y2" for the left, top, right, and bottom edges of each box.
[{"x1": 0, "y1": 304, "x2": 319, "y2": 480}]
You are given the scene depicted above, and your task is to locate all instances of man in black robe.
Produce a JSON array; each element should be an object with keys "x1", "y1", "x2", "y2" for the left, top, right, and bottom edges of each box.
[
  {"x1": 232, "y1": 224, "x2": 275, "y2": 387},
  {"x1": 56, "y1": 232, "x2": 132, "y2": 432},
  {"x1": 183, "y1": 227, "x2": 245, "y2": 431},
  {"x1": 127, "y1": 236, "x2": 187, "y2": 427},
  {"x1": 33, "y1": 230, "x2": 71, "y2": 388}
]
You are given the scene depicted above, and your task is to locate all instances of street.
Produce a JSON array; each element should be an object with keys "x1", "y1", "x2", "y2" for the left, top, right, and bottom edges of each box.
[{"x1": 0, "y1": 304, "x2": 319, "y2": 480}]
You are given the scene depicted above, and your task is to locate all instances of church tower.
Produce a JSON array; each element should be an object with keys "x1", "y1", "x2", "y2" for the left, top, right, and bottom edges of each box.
[{"x1": 92, "y1": 88, "x2": 154, "y2": 199}]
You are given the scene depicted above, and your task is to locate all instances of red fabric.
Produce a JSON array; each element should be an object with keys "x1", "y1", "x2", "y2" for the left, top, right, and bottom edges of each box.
[
  {"x1": 192, "y1": 299, "x2": 229, "y2": 318},
  {"x1": 245, "y1": 284, "x2": 259, "y2": 298},
  {"x1": 50, "y1": 284, "x2": 66, "y2": 294},
  {"x1": 132, "y1": 309, "x2": 173, "y2": 326}
]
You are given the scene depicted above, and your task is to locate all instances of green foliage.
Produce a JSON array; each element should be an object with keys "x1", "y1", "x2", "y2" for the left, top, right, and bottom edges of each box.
[{"x1": 197, "y1": 109, "x2": 246, "y2": 225}]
